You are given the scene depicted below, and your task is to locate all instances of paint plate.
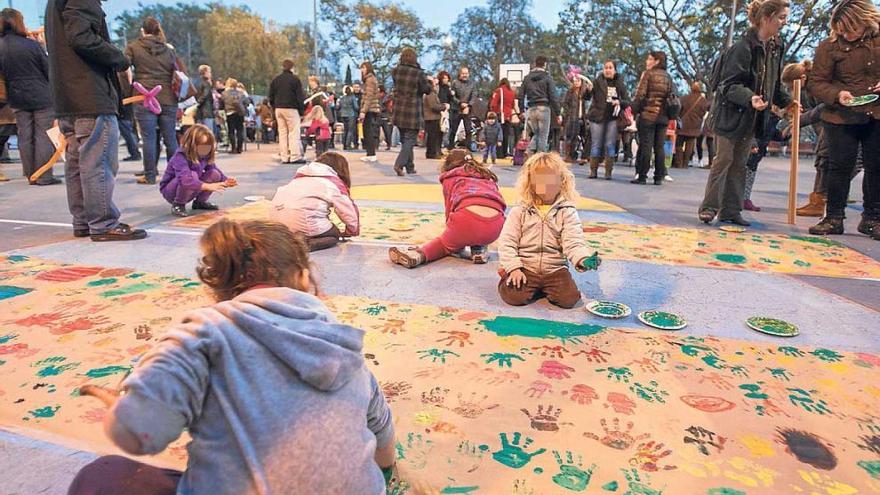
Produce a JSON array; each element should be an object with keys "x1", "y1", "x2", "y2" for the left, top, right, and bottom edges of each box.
[
  {"x1": 638, "y1": 310, "x2": 687, "y2": 331},
  {"x1": 844, "y1": 94, "x2": 879, "y2": 107},
  {"x1": 719, "y1": 225, "x2": 746, "y2": 233},
  {"x1": 389, "y1": 224, "x2": 415, "y2": 232},
  {"x1": 746, "y1": 316, "x2": 799, "y2": 337},
  {"x1": 585, "y1": 300, "x2": 632, "y2": 319},
  {"x1": 244, "y1": 195, "x2": 265, "y2": 202}
]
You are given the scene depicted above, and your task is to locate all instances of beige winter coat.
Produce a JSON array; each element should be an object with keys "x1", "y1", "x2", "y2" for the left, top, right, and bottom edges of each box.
[{"x1": 498, "y1": 199, "x2": 594, "y2": 275}]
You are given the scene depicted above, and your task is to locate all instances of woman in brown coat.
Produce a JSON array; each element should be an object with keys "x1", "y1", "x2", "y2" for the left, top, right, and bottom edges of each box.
[
  {"x1": 423, "y1": 76, "x2": 445, "y2": 159},
  {"x1": 631, "y1": 51, "x2": 674, "y2": 185},
  {"x1": 807, "y1": 0, "x2": 880, "y2": 238},
  {"x1": 672, "y1": 82, "x2": 709, "y2": 168},
  {"x1": 359, "y1": 61, "x2": 381, "y2": 163}
]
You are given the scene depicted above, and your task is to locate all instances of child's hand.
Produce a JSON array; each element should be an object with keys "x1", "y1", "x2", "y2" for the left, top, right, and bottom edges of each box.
[
  {"x1": 79, "y1": 384, "x2": 121, "y2": 407},
  {"x1": 577, "y1": 252, "x2": 602, "y2": 272},
  {"x1": 204, "y1": 182, "x2": 227, "y2": 193},
  {"x1": 506, "y1": 269, "x2": 527, "y2": 289},
  {"x1": 225, "y1": 177, "x2": 238, "y2": 188}
]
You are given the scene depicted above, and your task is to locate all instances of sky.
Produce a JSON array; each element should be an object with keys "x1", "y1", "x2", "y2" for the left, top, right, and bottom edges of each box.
[{"x1": 15, "y1": 0, "x2": 566, "y2": 33}]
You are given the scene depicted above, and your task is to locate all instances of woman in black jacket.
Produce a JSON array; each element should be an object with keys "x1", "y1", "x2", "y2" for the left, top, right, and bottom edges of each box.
[
  {"x1": 587, "y1": 61, "x2": 630, "y2": 180},
  {"x1": 125, "y1": 17, "x2": 178, "y2": 185},
  {"x1": 0, "y1": 8, "x2": 59, "y2": 185}
]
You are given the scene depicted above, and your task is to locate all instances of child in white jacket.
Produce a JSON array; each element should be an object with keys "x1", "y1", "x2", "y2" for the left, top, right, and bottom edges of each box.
[{"x1": 270, "y1": 152, "x2": 360, "y2": 251}]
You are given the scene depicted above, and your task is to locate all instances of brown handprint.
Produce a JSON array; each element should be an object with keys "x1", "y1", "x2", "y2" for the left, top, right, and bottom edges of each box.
[
  {"x1": 436, "y1": 330, "x2": 473, "y2": 347},
  {"x1": 381, "y1": 381, "x2": 412, "y2": 402},
  {"x1": 521, "y1": 404, "x2": 563, "y2": 432},
  {"x1": 573, "y1": 347, "x2": 611, "y2": 363},
  {"x1": 452, "y1": 392, "x2": 499, "y2": 419},
  {"x1": 531, "y1": 345, "x2": 569, "y2": 359},
  {"x1": 629, "y1": 358, "x2": 660, "y2": 374},
  {"x1": 538, "y1": 360, "x2": 575, "y2": 380},
  {"x1": 525, "y1": 380, "x2": 553, "y2": 398},
  {"x1": 420, "y1": 386, "x2": 449, "y2": 407},
  {"x1": 584, "y1": 418, "x2": 649, "y2": 450},
  {"x1": 379, "y1": 319, "x2": 405, "y2": 334},
  {"x1": 630, "y1": 441, "x2": 676, "y2": 471}
]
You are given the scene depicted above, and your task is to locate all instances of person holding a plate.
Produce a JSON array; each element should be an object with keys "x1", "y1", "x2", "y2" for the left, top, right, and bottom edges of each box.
[{"x1": 807, "y1": 0, "x2": 880, "y2": 239}]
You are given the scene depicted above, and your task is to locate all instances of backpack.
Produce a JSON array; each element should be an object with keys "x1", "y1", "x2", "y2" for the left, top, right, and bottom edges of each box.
[{"x1": 704, "y1": 45, "x2": 735, "y2": 132}]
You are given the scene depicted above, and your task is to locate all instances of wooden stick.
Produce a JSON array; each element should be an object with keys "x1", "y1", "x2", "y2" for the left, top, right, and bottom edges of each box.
[
  {"x1": 29, "y1": 133, "x2": 66, "y2": 184},
  {"x1": 787, "y1": 79, "x2": 801, "y2": 225},
  {"x1": 122, "y1": 95, "x2": 145, "y2": 106}
]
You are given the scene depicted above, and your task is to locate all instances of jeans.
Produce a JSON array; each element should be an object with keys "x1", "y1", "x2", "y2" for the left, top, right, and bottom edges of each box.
[
  {"x1": 448, "y1": 111, "x2": 473, "y2": 149},
  {"x1": 636, "y1": 118, "x2": 667, "y2": 180},
  {"x1": 394, "y1": 128, "x2": 419, "y2": 172},
  {"x1": 13, "y1": 107, "x2": 56, "y2": 183},
  {"x1": 60, "y1": 115, "x2": 121, "y2": 234},
  {"x1": 226, "y1": 113, "x2": 244, "y2": 153},
  {"x1": 342, "y1": 117, "x2": 357, "y2": 149},
  {"x1": 589, "y1": 120, "x2": 618, "y2": 158},
  {"x1": 275, "y1": 108, "x2": 302, "y2": 161},
  {"x1": 526, "y1": 105, "x2": 551, "y2": 152},
  {"x1": 824, "y1": 121, "x2": 880, "y2": 219},
  {"x1": 363, "y1": 112, "x2": 379, "y2": 156},
  {"x1": 699, "y1": 134, "x2": 753, "y2": 219},
  {"x1": 198, "y1": 118, "x2": 215, "y2": 134},
  {"x1": 483, "y1": 143, "x2": 497, "y2": 162},
  {"x1": 134, "y1": 104, "x2": 178, "y2": 181},
  {"x1": 118, "y1": 117, "x2": 141, "y2": 159}
]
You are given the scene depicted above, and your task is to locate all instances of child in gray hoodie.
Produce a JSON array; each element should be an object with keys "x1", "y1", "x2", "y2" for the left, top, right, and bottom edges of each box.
[{"x1": 70, "y1": 219, "x2": 397, "y2": 495}]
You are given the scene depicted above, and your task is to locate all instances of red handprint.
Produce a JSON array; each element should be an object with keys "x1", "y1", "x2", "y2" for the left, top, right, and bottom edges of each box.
[
  {"x1": 436, "y1": 330, "x2": 473, "y2": 347},
  {"x1": 698, "y1": 372, "x2": 734, "y2": 391},
  {"x1": 531, "y1": 345, "x2": 569, "y2": 359},
  {"x1": 605, "y1": 392, "x2": 636, "y2": 415},
  {"x1": 573, "y1": 348, "x2": 611, "y2": 363},
  {"x1": 629, "y1": 358, "x2": 660, "y2": 374},
  {"x1": 525, "y1": 380, "x2": 553, "y2": 398},
  {"x1": 567, "y1": 384, "x2": 599, "y2": 405},
  {"x1": 630, "y1": 441, "x2": 676, "y2": 471},
  {"x1": 538, "y1": 360, "x2": 576, "y2": 380},
  {"x1": 51, "y1": 315, "x2": 111, "y2": 335}
]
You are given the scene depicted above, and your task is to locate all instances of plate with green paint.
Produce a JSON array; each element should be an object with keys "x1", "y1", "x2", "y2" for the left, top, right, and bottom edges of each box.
[
  {"x1": 844, "y1": 94, "x2": 878, "y2": 107},
  {"x1": 585, "y1": 300, "x2": 632, "y2": 319},
  {"x1": 638, "y1": 310, "x2": 687, "y2": 331},
  {"x1": 746, "y1": 316, "x2": 799, "y2": 337}
]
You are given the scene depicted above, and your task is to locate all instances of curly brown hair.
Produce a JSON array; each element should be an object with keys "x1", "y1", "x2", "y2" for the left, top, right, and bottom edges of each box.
[
  {"x1": 441, "y1": 148, "x2": 498, "y2": 182},
  {"x1": 197, "y1": 219, "x2": 316, "y2": 301}
]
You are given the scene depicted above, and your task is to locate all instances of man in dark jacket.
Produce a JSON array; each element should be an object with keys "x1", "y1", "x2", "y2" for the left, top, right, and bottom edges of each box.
[
  {"x1": 268, "y1": 59, "x2": 306, "y2": 164},
  {"x1": 518, "y1": 56, "x2": 560, "y2": 153},
  {"x1": 45, "y1": 0, "x2": 146, "y2": 242},
  {"x1": 447, "y1": 66, "x2": 476, "y2": 150}
]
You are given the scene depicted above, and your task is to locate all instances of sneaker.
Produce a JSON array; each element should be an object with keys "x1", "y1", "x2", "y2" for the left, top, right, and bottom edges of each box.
[
  {"x1": 719, "y1": 215, "x2": 751, "y2": 227},
  {"x1": 135, "y1": 171, "x2": 145, "y2": 177},
  {"x1": 630, "y1": 177, "x2": 646, "y2": 184},
  {"x1": 90, "y1": 223, "x2": 147, "y2": 242},
  {"x1": 360, "y1": 156, "x2": 371, "y2": 162},
  {"x1": 857, "y1": 217, "x2": 880, "y2": 237},
  {"x1": 406, "y1": 169, "x2": 417, "y2": 175},
  {"x1": 171, "y1": 204, "x2": 188, "y2": 217},
  {"x1": 471, "y1": 245, "x2": 489, "y2": 264},
  {"x1": 809, "y1": 217, "x2": 844, "y2": 236},
  {"x1": 33, "y1": 177, "x2": 63, "y2": 186},
  {"x1": 664, "y1": 174, "x2": 674, "y2": 182},
  {"x1": 192, "y1": 200, "x2": 219, "y2": 211},
  {"x1": 367, "y1": 156, "x2": 378, "y2": 163},
  {"x1": 122, "y1": 155, "x2": 141, "y2": 162},
  {"x1": 73, "y1": 228, "x2": 90, "y2": 238},
  {"x1": 388, "y1": 247, "x2": 424, "y2": 268},
  {"x1": 653, "y1": 178, "x2": 663, "y2": 185}
]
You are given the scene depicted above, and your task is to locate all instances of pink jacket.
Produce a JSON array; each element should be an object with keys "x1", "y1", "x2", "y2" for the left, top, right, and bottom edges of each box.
[
  {"x1": 307, "y1": 119, "x2": 332, "y2": 141},
  {"x1": 269, "y1": 162, "x2": 360, "y2": 237},
  {"x1": 440, "y1": 167, "x2": 507, "y2": 220}
]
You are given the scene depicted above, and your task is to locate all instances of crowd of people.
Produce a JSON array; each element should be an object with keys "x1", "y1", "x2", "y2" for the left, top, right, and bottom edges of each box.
[{"x1": 0, "y1": 0, "x2": 878, "y2": 492}]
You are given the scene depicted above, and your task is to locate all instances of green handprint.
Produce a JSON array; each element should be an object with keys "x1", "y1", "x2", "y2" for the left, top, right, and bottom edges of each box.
[
  {"x1": 481, "y1": 352, "x2": 525, "y2": 368},
  {"x1": 809, "y1": 348, "x2": 843, "y2": 362},
  {"x1": 417, "y1": 348, "x2": 460, "y2": 364},
  {"x1": 597, "y1": 366, "x2": 633, "y2": 383},
  {"x1": 680, "y1": 343, "x2": 716, "y2": 357},
  {"x1": 728, "y1": 365, "x2": 749, "y2": 378},
  {"x1": 551, "y1": 450, "x2": 596, "y2": 492},
  {"x1": 483, "y1": 432, "x2": 546, "y2": 469},
  {"x1": 621, "y1": 468, "x2": 664, "y2": 495},
  {"x1": 777, "y1": 346, "x2": 804, "y2": 357},
  {"x1": 578, "y1": 252, "x2": 601, "y2": 271},
  {"x1": 765, "y1": 367, "x2": 791, "y2": 381},
  {"x1": 739, "y1": 383, "x2": 768, "y2": 400},
  {"x1": 629, "y1": 381, "x2": 668, "y2": 403},
  {"x1": 787, "y1": 388, "x2": 832, "y2": 415},
  {"x1": 36, "y1": 362, "x2": 79, "y2": 377},
  {"x1": 363, "y1": 304, "x2": 387, "y2": 316},
  {"x1": 396, "y1": 432, "x2": 434, "y2": 469}
]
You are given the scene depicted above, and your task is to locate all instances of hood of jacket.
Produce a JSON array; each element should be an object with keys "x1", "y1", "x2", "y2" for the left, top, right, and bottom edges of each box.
[
  {"x1": 294, "y1": 161, "x2": 339, "y2": 179},
  {"x1": 215, "y1": 287, "x2": 365, "y2": 392},
  {"x1": 527, "y1": 69, "x2": 551, "y2": 85}
]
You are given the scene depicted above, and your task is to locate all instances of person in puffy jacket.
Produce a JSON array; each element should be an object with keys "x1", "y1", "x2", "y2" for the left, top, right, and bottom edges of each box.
[
  {"x1": 389, "y1": 149, "x2": 506, "y2": 268},
  {"x1": 631, "y1": 50, "x2": 675, "y2": 185},
  {"x1": 497, "y1": 152, "x2": 601, "y2": 309},
  {"x1": 69, "y1": 218, "x2": 397, "y2": 495},
  {"x1": 270, "y1": 151, "x2": 360, "y2": 251}
]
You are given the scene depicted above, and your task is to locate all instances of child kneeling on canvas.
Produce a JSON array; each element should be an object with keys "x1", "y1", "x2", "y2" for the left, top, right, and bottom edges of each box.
[
  {"x1": 389, "y1": 149, "x2": 506, "y2": 267},
  {"x1": 71, "y1": 219, "x2": 398, "y2": 495},
  {"x1": 270, "y1": 151, "x2": 360, "y2": 252},
  {"x1": 160, "y1": 124, "x2": 237, "y2": 218},
  {"x1": 498, "y1": 152, "x2": 600, "y2": 308}
]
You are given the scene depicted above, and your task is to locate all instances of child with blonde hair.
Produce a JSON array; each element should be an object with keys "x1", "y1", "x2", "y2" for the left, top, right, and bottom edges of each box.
[
  {"x1": 389, "y1": 149, "x2": 506, "y2": 267},
  {"x1": 306, "y1": 105, "x2": 332, "y2": 156},
  {"x1": 70, "y1": 219, "x2": 397, "y2": 494},
  {"x1": 160, "y1": 124, "x2": 236, "y2": 217},
  {"x1": 498, "y1": 152, "x2": 600, "y2": 308}
]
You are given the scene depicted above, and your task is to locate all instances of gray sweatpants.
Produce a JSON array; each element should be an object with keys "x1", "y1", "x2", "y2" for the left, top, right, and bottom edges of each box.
[{"x1": 699, "y1": 134, "x2": 753, "y2": 219}]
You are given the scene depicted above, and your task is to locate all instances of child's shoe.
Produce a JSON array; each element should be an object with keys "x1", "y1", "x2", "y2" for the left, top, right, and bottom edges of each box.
[
  {"x1": 388, "y1": 247, "x2": 425, "y2": 268},
  {"x1": 192, "y1": 200, "x2": 219, "y2": 210},
  {"x1": 171, "y1": 204, "x2": 188, "y2": 217},
  {"x1": 470, "y1": 245, "x2": 489, "y2": 264}
]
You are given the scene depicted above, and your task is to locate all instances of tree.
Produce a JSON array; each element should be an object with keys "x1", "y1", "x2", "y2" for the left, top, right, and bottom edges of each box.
[
  {"x1": 322, "y1": 0, "x2": 441, "y2": 84},
  {"x1": 114, "y1": 2, "x2": 211, "y2": 74},
  {"x1": 198, "y1": 6, "x2": 291, "y2": 94},
  {"x1": 282, "y1": 22, "x2": 339, "y2": 81}
]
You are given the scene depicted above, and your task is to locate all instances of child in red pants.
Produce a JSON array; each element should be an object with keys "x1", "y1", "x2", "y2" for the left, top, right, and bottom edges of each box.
[{"x1": 389, "y1": 149, "x2": 506, "y2": 267}]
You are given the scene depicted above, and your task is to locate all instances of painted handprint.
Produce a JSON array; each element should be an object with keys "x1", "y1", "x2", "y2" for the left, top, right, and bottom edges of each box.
[
  {"x1": 379, "y1": 319, "x2": 405, "y2": 334},
  {"x1": 396, "y1": 432, "x2": 434, "y2": 469},
  {"x1": 629, "y1": 381, "x2": 669, "y2": 403},
  {"x1": 551, "y1": 450, "x2": 597, "y2": 492},
  {"x1": 630, "y1": 440, "x2": 676, "y2": 472},
  {"x1": 597, "y1": 366, "x2": 633, "y2": 383},
  {"x1": 764, "y1": 367, "x2": 792, "y2": 381},
  {"x1": 416, "y1": 348, "x2": 460, "y2": 364},
  {"x1": 605, "y1": 392, "x2": 637, "y2": 415},
  {"x1": 524, "y1": 380, "x2": 553, "y2": 398},
  {"x1": 420, "y1": 386, "x2": 449, "y2": 407},
  {"x1": 381, "y1": 381, "x2": 412, "y2": 403},
  {"x1": 521, "y1": 404, "x2": 563, "y2": 432},
  {"x1": 621, "y1": 468, "x2": 664, "y2": 495},
  {"x1": 538, "y1": 360, "x2": 575, "y2": 380},
  {"x1": 485, "y1": 369, "x2": 520, "y2": 385},
  {"x1": 787, "y1": 388, "x2": 832, "y2": 415},
  {"x1": 481, "y1": 352, "x2": 525, "y2": 368},
  {"x1": 436, "y1": 330, "x2": 473, "y2": 347},
  {"x1": 777, "y1": 346, "x2": 804, "y2": 357},
  {"x1": 451, "y1": 392, "x2": 499, "y2": 419},
  {"x1": 628, "y1": 358, "x2": 659, "y2": 374},
  {"x1": 483, "y1": 432, "x2": 546, "y2": 469},
  {"x1": 566, "y1": 384, "x2": 598, "y2": 405},
  {"x1": 573, "y1": 347, "x2": 611, "y2": 363},
  {"x1": 809, "y1": 348, "x2": 843, "y2": 363},
  {"x1": 584, "y1": 418, "x2": 649, "y2": 450},
  {"x1": 728, "y1": 365, "x2": 749, "y2": 378},
  {"x1": 531, "y1": 345, "x2": 569, "y2": 359}
]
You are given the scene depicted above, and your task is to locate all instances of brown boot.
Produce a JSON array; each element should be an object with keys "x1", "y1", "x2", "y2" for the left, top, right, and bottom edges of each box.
[
  {"x1": 603, "y1": 157, "x2": 614, "y2": 180},
  {"x1": 796, "y1": 192, "x2": 826, "y2": 217},
  {"x1": 588, "y1": 157, "x2": 600, "y2": 179}
]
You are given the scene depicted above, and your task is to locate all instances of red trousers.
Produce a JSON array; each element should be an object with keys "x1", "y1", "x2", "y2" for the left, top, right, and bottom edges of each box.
[{"x1": 420, "y1": 208, "x2": 504, "y2": 262}]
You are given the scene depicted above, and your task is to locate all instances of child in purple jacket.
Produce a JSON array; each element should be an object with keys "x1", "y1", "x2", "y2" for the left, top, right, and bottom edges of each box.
[{"x1": 160, "y1": 124, "x2": 237, "y2": 217}]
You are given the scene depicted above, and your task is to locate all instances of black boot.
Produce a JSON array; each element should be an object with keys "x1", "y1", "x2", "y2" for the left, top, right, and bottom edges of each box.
[
  {"x1": 630, "y1": 176, "x2": 646, "y2": 184},
  {"x1": 171, "y1": 204, "x2": 188, "y2": 217},
  {"x1": 192, "y1": 200, "x2": 219, "y2": 210},
  {"x1": 809, "y1": 217, "x2": 844, "y2": 236},
  {"x1": 857, "y1": 216, "x2": 880, "y2": 237}
]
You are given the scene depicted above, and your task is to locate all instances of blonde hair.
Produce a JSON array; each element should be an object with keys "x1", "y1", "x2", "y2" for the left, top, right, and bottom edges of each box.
[
  {"x1": 781, "y1": 60, "x2": 812, "y2": 85},
  {"x1": 307, "y1": 105, "x2": 326, "y2": 123},
  {"x1": 747, "y1": 0, "x2": 790, "y2": 28},
  {"x1": 225, "y1": 77, "x2": 238, "y2": 89},
  {"x1": 830, "y1": 0, "x2": 880, "y2": 42},
  {"x1": 180, "y1": 124, "x2": 216, "y2": 164},
  {"x1": 515, "y1": 152, "x2": 580, "y2": 207}
]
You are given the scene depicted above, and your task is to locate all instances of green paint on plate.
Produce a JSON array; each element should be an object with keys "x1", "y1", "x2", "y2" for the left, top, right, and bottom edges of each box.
[
  {"x1": 638, "y1": 311, "x2": 687, "y2": 330},
  {"x1": 844, "y1": 93, "x2": 879, "y2": 106},
  {"x1": 714, "y1": 253, "x2": 747, "y2": 264},
  {"x1": 746, "y1": 317, "x2": 799, "y2": 337},
  {"x1": 481, "y1": 316, "x2": 605, "y2": 341},
  {"x1": 586, "y1": 300, "x2": 631, "y2": 319}
]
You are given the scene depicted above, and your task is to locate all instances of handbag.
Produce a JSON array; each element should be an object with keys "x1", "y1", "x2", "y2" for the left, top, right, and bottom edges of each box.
[{"x1": 171, "y1": 52, "x2": 197, "y2": 102}]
